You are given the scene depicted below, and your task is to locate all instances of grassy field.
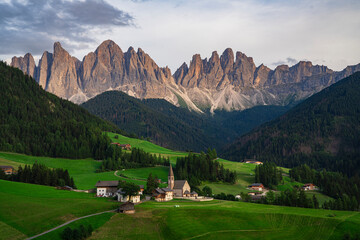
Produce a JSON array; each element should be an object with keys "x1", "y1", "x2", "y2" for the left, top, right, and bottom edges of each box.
[
  {"x1": 119, "y1": 166, "x2": 169, "y2": 182},
  {"x1": 200, "y1": 159, "x2": 257, "y2": 195},
  {"x1": 89, "y1": 200, "x2": 360, "y2": 240},
  {"x1": 36, "y1": 212, "x2": 115, "y2": 240},
  {"x1": 0, "y1": 180, "x2": 116, "y2": 239},
  {"x1": 106, "y1": 132, "x2": 187, "y2": 164}
]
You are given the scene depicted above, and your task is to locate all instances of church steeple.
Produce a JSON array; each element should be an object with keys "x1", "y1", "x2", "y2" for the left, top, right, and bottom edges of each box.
[{"x1": 168, "y1": 164, "x2": 174, "y2": 189}]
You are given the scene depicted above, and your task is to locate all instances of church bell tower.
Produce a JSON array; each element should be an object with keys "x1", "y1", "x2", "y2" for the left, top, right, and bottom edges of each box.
[{"x1": 168, "y1": 164, "x2": 174, "y2": 189}]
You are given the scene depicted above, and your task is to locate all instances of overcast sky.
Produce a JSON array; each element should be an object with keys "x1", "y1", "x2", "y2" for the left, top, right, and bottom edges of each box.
[{"x1": 1, "y1": 0, "x2": 359, "y2": 72}]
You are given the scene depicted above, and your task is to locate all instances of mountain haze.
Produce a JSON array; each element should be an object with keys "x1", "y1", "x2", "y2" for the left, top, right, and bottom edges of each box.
[{"x1": 11, "y1": 40, "x2": 360, "y2": 112}]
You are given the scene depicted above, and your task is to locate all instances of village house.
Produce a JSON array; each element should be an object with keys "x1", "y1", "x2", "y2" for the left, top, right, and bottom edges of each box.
[
  {"x1": 139, "y1": 185, "x2": 144, "y2": 194},
  {"x1": 110, "y1": 143, "x2": 132, "y2": 150},
  {"x1": 152, "y1": 188, "x2": 174, "y2": 202},
  {"x1": 302, "y1": 183, "x2": 316, "y2": 191},
  {"x1": 248, "y1": 183, "x2": 265, "y2": 191},
  {"x1": 118, "y1": 202, "x2": 135, "y2": 214},
  {"x1": 245, "y1": 160, "x2": 263, "y2": 165},
  {"x1": 116, "y1": 189, "x2": 141, "y2": 203},
  {"x1": 0, "y1": 165, "x2": 14, "y2": 175},
  {"x1": 95, "y1": 181, "x2": 119, "y2": 197}
]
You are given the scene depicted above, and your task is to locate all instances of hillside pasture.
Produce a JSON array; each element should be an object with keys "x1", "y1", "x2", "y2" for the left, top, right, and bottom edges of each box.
[
  {"x1": 90, "y1": 200, "x2": 360, "y2": 240},
  {"x1": 0, "y1": 180, "x2": 115, "y2": 238}
]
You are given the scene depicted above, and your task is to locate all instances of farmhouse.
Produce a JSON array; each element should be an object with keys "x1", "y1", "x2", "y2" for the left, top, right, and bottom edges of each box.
[
  {"x1": 116, "y1": 189, "x2": 141, "y2": 203},
  {"x1": 168, "y1": 164, "x2": 191, "y2": 197},
  {"x1": 0, "y1": 165, "x2": 14, "y2": 175},
  {"x1": 248, "y1": 183, "x2": 264, "y2": 191},
  {"x1": 302, "y1": 183, "x2": 316, "y2": 191},
  {"x1": 95, "y1": 181, "x2": 118, "y2": 197},
  {"x1": 245, "y1": 160, "x2": 263, "y2": 165},
  {"x1": 139, "y1": 185, "x2": 144, "y2": 194},
  {"x1": 152, "y1": 188, "x2": 174, "y2": 202},
  {"x1": 110, "y1": 143, "x2": 132, "y2": 150},
  {"x1": 118, "y1": 202, "x2": 135, "y2": 214}
]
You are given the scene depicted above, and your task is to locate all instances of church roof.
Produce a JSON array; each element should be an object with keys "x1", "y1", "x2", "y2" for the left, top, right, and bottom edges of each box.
[
  {"x1": 173, "y1": 180, "x2": 187, "y2": 189},
  {"x1": 169, "y1": 164, "x2": 174, "y2": 177}
]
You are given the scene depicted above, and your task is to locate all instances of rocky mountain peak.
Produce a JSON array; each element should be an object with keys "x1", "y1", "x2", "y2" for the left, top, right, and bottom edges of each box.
[
  {"x1": 220, "y1": 48, "x2": 234, "y2": 74},
  {"x1": 10, "y1": 53, "x2": 36, "y2": 78}
]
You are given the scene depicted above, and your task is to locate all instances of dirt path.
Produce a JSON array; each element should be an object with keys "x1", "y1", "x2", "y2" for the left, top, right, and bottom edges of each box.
[{"x1": 26, "y1": 209, "x2": 116, "y2": 240}]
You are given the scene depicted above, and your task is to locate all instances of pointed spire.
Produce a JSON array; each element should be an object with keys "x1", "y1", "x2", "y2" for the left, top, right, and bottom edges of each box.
[{"x1": 169, "y1": 164, "x2": 174, "y2": 177}]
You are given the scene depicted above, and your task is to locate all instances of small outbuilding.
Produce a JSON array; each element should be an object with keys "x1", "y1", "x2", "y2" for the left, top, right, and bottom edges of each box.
[
  {"x1": 248, "y1": 183, "x2": 264, "y2": 191},
  {"x1": 0, "y1": 166, "x2": 14, "y2": 175},
  {"x1": 118, "y1": 202, "x2": 135, "y2": 214},
  {"x1": 302, "y1": 183, "x2": 316, "y2": 191}
]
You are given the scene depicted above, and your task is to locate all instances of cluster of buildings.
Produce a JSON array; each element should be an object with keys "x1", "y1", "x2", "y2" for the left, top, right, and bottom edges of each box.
[
  {"x1": 152, "y1": 165, "x2": 198, "y2": 202},
  {"x1": 95, "y1": 180, "x2": 144, "y2": 203},
  {"x1": 110, "y1": 142, "x2": 132, "y2": 150},
  {"x1": 95, "y1": 164, "x2": 200, "y2": 204}
]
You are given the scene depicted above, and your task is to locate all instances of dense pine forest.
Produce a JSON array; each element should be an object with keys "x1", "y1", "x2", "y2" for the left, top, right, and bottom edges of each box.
[
  {"x1": 0, "y1": 62, "x2": 124, "y2": 159},
  {"x1": 99, "y1": 146, "x2": 170, "y2": 171},
  {"x1": 174, "y1": 150, "x2": 236, "y2": 187},
  {"x1": 290, "y1": 164, "x2": 360, "y2": 210},
  {"x1": 0, "y1": 162, "x2": 75, "y2": 188},
  {"x1": 82, "y1": 91, "x2": 291, "y2": 152},
  {"x1": 222, "y1": 72, "x2": 360, "y2": 176}
]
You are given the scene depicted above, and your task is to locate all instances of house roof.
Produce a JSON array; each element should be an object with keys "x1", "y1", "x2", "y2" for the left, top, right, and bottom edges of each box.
[
  {"x1": 0, "y1": 165, "x2": 14, "y2": 169},
  {"x1": 169, "y1": 164, "x2": 174, "y2": 177},
  {"x1": 139, "y1": 185, "x2": 144, "y2": 189},
  {"x1": 154, "y1": 188, "x2": 165, "y2": 194},
  {"x1": 173, "y1": 180, "x2": 187, "y2": 189},
  {"x1": 191, "y1": 191, "x2": 198, "y2": 195},
  {"x1": 249, "y1": 183, "x2": 263, "y2": 187},
  {"x1": 119, "y1": 202, "x2": 134, "y2": 211},
  {"x1": 184, "y1": 190, "x2": 190, "y2": 194},
  {"x1": 95, "y1": 181, "x2": 118, "y2": 187}
]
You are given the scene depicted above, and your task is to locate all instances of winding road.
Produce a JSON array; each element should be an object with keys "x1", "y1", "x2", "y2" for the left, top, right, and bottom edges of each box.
[{"x1": 26, "y1": 209, "x2": 116, "y2": 240}]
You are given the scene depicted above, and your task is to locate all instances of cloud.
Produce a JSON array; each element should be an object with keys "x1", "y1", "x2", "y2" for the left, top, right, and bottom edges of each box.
[
  {"x1": 0, "y1": 0, "x2": 134, "y2": 55},
  {"x1": 271, "y1": 57, "x2": 298, "y2": 67}
]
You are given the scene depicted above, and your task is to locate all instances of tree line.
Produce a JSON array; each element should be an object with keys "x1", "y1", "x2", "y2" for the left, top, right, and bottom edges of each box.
[
  {"x1": 0, "y1": 61, "x2": 125, "y2": 160},
  {"x1": 98, "y1": 146, "x2": 170, "y2": 171},
  {"x1": 255, "y1": 162, "x2": 283, "y2": 188},
  {"x1": 174, "y1": 149, "x2": 236, "y2": 187},
  {"x1": 61, "y1": 224, "x2": 93, "y2": 240},
  {"x1": 0, "y1": 162, "x2": 75, "y2": 188},
  {"x1": 289, "y1": 164, "x2": 360, "y2": 211}
]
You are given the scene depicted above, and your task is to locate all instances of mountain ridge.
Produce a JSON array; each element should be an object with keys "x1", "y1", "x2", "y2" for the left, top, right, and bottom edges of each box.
[
  {"x1": 221, "y1": 71, "x2": 360, "y2": 176},
  {"x1": 11, "y1": 40, "x2": 360, "y2": 112}
]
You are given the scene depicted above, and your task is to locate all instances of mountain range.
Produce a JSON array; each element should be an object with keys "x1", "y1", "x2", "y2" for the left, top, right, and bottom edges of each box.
[
  {"x1": 221, "y1": 72, "x2": 360, "y2": 176},
  {"x1": 11, "y1": 40, "x2": 360, "y2": 112}
]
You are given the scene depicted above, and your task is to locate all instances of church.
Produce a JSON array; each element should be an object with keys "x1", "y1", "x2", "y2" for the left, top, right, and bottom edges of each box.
[{"x1": 168, "y1": 164, "x2": 193, "y2": 197}]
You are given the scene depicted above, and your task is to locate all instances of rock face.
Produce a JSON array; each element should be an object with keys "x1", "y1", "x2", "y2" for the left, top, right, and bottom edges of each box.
[{"x1": 11, "y1": 40, "x2": 360, "y2": 112}]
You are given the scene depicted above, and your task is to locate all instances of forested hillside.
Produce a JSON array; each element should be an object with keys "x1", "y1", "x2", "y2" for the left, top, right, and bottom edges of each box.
[
  {"x1": 81, "y1": 91, "x2": 213, "y2": 151},
  {"x1": 0, "y1": 62, "x2": 123, "y2": 159},
  {"x1": 82, "y1": 91, "x2": 291, "y2": 152},
  {"x1": 222, "y1": 72, "x2": 360, "y2": 176}
]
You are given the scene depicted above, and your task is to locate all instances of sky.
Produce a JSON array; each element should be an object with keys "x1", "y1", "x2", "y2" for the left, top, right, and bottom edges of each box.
[{"x1": 0, "y1": 0, "x2": 359, "y2": 72}]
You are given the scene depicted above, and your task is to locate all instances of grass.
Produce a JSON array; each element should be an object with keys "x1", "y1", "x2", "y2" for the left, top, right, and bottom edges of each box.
[
  {"x1": 90, "y1": 200, "x2": 360, "y2": 240},
  {"x1": 36, "y1": 212, "x2": 115, "y2": 240},
  {"x1": 0, "y1": 180, "x2": 116, "y2": 238},
  {"x1": 200, "y1": 159, "x2": 257, "y2": 194},
  {"x1": 119, "y1": 166, "x2": 169, "y2": 182},
  {"x1": 0, "y1": 152, "x2": 123, "y2": 190}
]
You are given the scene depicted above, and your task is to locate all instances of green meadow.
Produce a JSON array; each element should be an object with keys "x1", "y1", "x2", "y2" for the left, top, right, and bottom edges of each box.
[
  {"x1": 106, "y1": 132, "x2": 187, "y2": 164},
  {"x1": 36, "y1": 212, "x2": 115, "y2": 240},
  {"x1": 89, "y1": 200, "x2": 360, "y2": 240},
  {"x1": 0, "y1": 180, "x2": 116, "y2": 239}
]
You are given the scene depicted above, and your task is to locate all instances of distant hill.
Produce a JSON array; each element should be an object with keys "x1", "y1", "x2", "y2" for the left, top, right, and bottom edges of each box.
[
  {"x1": 221, "y1": 72, "x2": 360, "y2": 176},
  {"x1": 81, "y1": 91, "x2": 213, "y2": 152},
  {"x1": 0, "y1": 61, "x2": 123, "y2": 159},
  {"x1": 82, "y1": 91, "x2": 292, "y2": 152}
]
